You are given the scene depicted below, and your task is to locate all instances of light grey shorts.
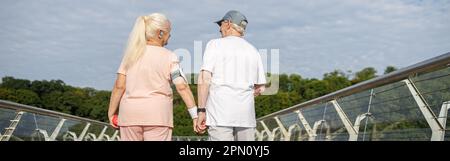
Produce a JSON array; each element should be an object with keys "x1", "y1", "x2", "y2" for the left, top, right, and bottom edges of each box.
[{"x1": 207, "y1": 126, "x2": 255, "y2": 141}]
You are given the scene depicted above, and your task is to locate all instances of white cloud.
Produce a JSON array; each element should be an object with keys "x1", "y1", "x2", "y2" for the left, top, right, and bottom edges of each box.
[{"x1": 0, "y1": 0, "x2": 449, "y2": 90}]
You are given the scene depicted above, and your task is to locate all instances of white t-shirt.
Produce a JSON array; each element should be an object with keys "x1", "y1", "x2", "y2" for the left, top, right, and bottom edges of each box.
[{"x1": 201, "y1": 36, "x2": 267, "y2": 127}]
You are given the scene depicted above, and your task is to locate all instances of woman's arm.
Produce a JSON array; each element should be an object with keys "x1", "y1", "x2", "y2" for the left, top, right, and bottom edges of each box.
[
  {"x1": 173, "y1": 77, "x2": 199, "y2": 132},
  {"x1": 174, "y1": 78, "x2": 196, "y2": 108},
  {"x1": 108, "y1": 73, "x2": 126, "y2": 128},
  {"x1": 170, "y1": 63, "x2": 196, "y2": 110}
]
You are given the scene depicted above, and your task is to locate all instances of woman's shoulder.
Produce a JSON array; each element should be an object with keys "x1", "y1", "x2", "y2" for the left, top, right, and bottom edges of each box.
[
  {"x1": 158, "y1": 47, "x2": 178, "y2": 62},
  {"x1": 146, "y1": 46, "x2": 175, "y2": 56}
]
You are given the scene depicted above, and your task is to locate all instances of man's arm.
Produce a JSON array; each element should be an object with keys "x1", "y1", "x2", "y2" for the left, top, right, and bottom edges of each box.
[
  {"x1": 254, "y1": 49, "x2": 267, "y2": 97},
  {"x1": 196, "y1": 39, "x2": 216, "y2": 133},
  {"x1": 198, "y1": 70, "x2": 212, "y2": 109},
  {"x1": 196, "y1": 70, "x2": 212, "y2": 133}
]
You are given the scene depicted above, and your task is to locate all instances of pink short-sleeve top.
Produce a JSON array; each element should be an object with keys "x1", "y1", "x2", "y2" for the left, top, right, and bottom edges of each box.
[{"x1": 116, "y1": 45, "x2": 178, "y2": 127}]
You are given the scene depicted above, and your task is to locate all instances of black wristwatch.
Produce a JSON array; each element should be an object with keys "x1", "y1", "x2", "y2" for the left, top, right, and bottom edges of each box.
[{"x1": 197, "y1": 108, "x2": 206, "y2": 113}]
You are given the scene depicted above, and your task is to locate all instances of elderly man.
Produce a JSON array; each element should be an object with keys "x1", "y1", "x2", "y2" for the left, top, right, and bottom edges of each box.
[{"x1": 196, "y1": 10, "x2": 267, "y2": 141}]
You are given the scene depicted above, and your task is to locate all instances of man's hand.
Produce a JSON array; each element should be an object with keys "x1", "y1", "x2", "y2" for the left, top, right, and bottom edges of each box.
[
  {"x1": 254, "y1": 88, "x2": 262, "y2": 96},
  {"x1": 197, "y1": 70, "x2": 211, "y2": 134},
  {"x1": 254, "y1": 84, "x2": 266, "y2": 96},
  {"x1": 196, "y1": 112, "x2": 207, "y2": 134}
]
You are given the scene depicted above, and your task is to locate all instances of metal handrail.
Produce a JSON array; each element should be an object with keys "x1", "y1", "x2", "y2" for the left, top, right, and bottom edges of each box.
[
  {"x1": 257, "y1": 52, "x2": 450, "y2": 121},
  {"x1": 0, "y1": 99, "x2": 110, "y2": 126}
]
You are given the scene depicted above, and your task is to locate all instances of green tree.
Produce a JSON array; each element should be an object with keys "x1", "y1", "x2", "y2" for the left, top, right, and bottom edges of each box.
[
  {"x1": 303, "y1": 79, "x2": 328, "y2": 100},
  {"x1": 14, "y1": 89, "x2": 41, "y2": 107},
  {"x1": 30, "y1": 79, "x2": 65, "y2": 96},
  {"x1": 351, "y1": 67, "x2": 377, "y2": 84},
  {"x1": 1, "y1": 76, "x2": 31, "y2": 90},
  {"x1": 384, "y1": 66, "x2": 397, "y2": 74},
  {"x1": 323, "y1": 70, "x2": 351, "y2": 92},
  {"x1": 0, "y1": 88, "x2": 17, "y2": 101}
]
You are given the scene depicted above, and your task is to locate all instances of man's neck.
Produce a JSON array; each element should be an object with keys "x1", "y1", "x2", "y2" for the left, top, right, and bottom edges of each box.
[
  {"x1": 224, "y1": 34, "x2": 242, "y2": 38},
  {"x1": 223, "y1": 31, "x2": 242, "y2": 38}
]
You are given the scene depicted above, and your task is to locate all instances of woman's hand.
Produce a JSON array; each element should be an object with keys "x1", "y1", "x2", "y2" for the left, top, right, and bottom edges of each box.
[
  {"x1": 193, "y1": 118, "x2": 198, "y2": 133},
  {"x1": 109, "y1": 114, "x2": 119, "y2": 129},
  {"x1": 196, "y1": 112, "x2": 207, "y2": 134}
]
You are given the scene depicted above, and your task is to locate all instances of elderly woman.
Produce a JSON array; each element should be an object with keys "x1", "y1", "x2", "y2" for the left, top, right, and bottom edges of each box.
[{"x1": 107, "y1": 13, "x2": 199, "y2": 141}]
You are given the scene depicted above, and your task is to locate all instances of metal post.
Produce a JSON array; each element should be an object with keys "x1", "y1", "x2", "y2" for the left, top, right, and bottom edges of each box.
[
  {"x1": 32, "y1": 129, "x2": 49, "y2": 141},
  {"x1": 324, "y1": 122, "x2": 331, "y2": 141},
  {"x1": 403, "y1": 79, "x2": 445, "y2": 141},
  {"x1": 103, "y1": 135, "x2": 111, "y2": 141},
  {"x1": 95, "y1": 126, "x2": 108, "y2": 141},
  {"x1": 288, "y1": 124, "x2": 301, "y2": 141},
  {"x1": 31, "y1": 118, "x2": 67, "y2": 141},
  {"x1": 259, "y1": 120, "x2": 273, "y2": 139},
  {"x1": 111, "y1": 130, "x2": 119, "y2": 141},
  {"x1": 255, "y1": 130, "x2": 262, "y2": 141},
  {"x1": 311, "y1": 120, "x2": 332, "y2": 141},
  {"x1": 330, "y1": 100, "x2": 359, "y2": 141},
  {"x1": 294, "y1": 110, "x2": 315, "y2": 141},
  {"x1": 353, "y1": 113, "x2": 372, "y2": 136},
  {"x1": 261, "y1": 131, "x2": 269, "y2": 141},
  {"x1": 273, "y1": 116, "x2": 289, "y2": 141},
  {"x1": 270, "y1": 127, "x2": 279, "y2": 141},
  {"x1": 0, "y1": 111, "x2": 24, "y2": 141},
  {"x1": 437, "y1": 101, "x2": 450, "y2": 137},
  {"x1": 78, "y1": 123, "x2": 91, "y2": 141},
  {"x1": 362, "y1": 89, "x2": 374, "y2": 141},
  {"x1": 311, "y1": 120, "x2": 326, "y2": 141},
  {"x1": 49, "y1": 118, "x2": 66, "y2": 141},
  {"x1": 258, "y1": 131, "x2": 265, "y2": 141}
]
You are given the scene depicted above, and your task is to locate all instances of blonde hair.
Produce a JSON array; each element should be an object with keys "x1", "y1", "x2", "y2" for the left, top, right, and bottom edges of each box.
[{"x1": 121, "y1": 13, "x2": 171, "y2": 70}]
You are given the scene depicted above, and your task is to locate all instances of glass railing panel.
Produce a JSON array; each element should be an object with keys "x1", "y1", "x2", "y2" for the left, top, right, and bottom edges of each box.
[
  {"x1": 300, "y1": 103, "x2": 327, "y2": 140},
  {"x1": 365, "y1": 82, "x2": 431, "y2": 141},
  {"x1": 0, "y1": 108, "x2": 17, "y2": 135},
  {"x1": 323, "y1": 102, "x2": 349, "y2": 141},
  {"x1": 10, "y1": 112, "x2": 60, "y2": 141},
  {"x1": 56, "y1": 119, "x2": 86, "y2": 141},
  {"x1": 411, "y1": 67, "x2": 450, "y2": 140},
  {"x1": 336, "y1": 90, "x2": 371, "y2": 126}
]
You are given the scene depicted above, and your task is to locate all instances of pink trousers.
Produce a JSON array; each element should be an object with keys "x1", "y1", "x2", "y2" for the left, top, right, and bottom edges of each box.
[{"x1": 120, "y1": 126, "x2": 172, "y2": 141}]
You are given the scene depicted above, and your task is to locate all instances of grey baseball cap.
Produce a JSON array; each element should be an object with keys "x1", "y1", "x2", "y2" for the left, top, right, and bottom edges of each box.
[{"x1": 215, "y1": 10, "x2": 248, "y2": 29}]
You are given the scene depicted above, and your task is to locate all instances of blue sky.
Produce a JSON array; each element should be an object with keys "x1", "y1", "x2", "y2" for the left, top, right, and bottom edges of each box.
[{"x1": 0, "y1": 0, "x2": 449, "y2": 90}]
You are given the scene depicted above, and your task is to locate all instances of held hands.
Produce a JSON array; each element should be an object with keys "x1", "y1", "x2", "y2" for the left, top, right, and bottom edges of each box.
[
  {"x1": 193, "y1": 118, "x2": 198, "y2": 133},
  {"x1": 189, "y1": 106, "x2": 207, "y2": 134},
  {"x1": 195, "y1": 112, "x2": 207, "y2": 134},
  {"x1": 254, "y1": 88, "x2": 262, "y2": 96},
  {"x1": 254, "y1": 85, "x2": 266, "y2": 96}
]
